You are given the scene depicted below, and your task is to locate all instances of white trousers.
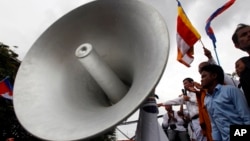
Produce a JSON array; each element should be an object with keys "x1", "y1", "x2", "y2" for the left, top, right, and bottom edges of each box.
[{"x1": 191, "y1": 118, "x2": 207, "y2": 141}]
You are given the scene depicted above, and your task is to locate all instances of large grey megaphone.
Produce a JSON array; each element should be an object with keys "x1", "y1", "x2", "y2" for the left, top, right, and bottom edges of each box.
[{"x1": 13, "y1": 0, "x2": 170, "y2": 140}]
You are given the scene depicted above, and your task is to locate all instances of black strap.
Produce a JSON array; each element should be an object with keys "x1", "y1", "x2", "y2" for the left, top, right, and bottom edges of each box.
[{"x1": 191, "y1": 114, "x2": 199, "y2": 120}]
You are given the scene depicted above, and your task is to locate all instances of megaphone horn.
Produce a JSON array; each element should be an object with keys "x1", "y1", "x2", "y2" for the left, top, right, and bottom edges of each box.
[
  {"x1": 13, "y1": 0, "x2": 170, "y2": 140},
  {"x1": 75, "y1": 43, "x2": 128, "y2": 104}
]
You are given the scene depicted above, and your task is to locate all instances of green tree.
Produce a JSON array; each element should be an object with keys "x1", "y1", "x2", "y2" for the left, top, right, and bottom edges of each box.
[
  {"x1": 0, "y1": 43, "x2": 20, "y2": 83},
  {"x1": 0, "y1": 42, "x2": 39, "y2": 140}
]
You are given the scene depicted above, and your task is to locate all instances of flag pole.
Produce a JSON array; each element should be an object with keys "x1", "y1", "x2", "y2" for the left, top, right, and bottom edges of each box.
[
  {"x1": 212, "y1": 42, "x2": 221, "y2": 66},
  {"x1": 199, "y1": 40, "x2": 220, "y2": 65}
]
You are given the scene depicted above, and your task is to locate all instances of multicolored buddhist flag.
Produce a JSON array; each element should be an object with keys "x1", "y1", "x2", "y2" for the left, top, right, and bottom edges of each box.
[{"x1": 176, "y1": 0, "x2": 201, "y2": 67}]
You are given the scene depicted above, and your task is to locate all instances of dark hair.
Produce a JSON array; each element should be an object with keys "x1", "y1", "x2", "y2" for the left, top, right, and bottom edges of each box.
[
  {"x1": 183, "y1": 77, "x2": 193, "y2": 83},
  {"x1": 238, "y1": 56, "x2": 250, "y2": 69},
  {"x1": 232, "y1": 23, "x2": 250, "y2": 45},
  {"x1": 200, "y1": 64, "x2": 224, "y2": 84}
]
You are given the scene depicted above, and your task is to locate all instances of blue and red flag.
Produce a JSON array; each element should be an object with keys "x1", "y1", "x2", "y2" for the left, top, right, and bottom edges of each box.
[
  {"x1": 0, "y1": 76, "x2": 13, "y2": 100},
  {"x1": 205, "y1": 0, "x2": 236, "y2": 47}
]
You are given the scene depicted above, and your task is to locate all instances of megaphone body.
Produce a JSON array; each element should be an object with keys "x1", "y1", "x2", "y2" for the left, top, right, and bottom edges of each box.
[{"x1": 13, "y1": 0, "x2": 170, "y2": 140}]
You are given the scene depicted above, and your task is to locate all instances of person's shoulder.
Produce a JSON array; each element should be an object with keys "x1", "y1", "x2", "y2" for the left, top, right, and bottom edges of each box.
[
  {"x1": 221, "y1": 84, "x2": 242, "y2": 94},
  {"x1": 221, "y1": 84, "x2": 238, "y2": 90}
]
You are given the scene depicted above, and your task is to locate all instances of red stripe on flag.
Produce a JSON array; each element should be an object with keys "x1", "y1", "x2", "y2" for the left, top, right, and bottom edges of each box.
[
  {"x1": 177, "y1": 17, "x2": 199, "y2": 46},
  {"x1": 0, "y1": 77, "x2": 13, "y2": 96}
]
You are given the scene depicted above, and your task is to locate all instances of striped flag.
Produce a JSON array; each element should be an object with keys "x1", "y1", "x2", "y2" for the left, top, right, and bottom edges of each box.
[
  {"x1": 176, "y1": 0, "x2": 201, "y2": 67},
  {"x1": 0, "y1": 76, "x2": 13, "y2": 100},
  {"x1": 205, "y1": 0, "x2": 236, "y2": 47}
]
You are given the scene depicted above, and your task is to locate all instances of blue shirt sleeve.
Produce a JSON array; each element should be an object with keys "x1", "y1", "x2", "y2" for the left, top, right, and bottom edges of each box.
[
  {"x1": 229, "y1": 86, "x2": 250, "y2": 124},
  {"x1": 210, "y1": 116, "x2": 222, "y2": 141}
]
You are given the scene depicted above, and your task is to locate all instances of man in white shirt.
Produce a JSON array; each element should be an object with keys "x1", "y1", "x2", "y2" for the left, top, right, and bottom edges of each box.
[
  {"x1": 162, "y1": 105, "x2": 189, "y2": 141},
  {"x1": 158, "y1": 78, "x2": 206, "y2": 141}
]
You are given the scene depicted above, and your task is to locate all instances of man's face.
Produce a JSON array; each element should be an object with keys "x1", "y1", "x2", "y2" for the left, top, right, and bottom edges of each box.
[
  {"x1": 200, "y1": 71, "x2": 214, "y2": 89},
  {"x1": 183, "y1": 80, "x2": 193, "y2": 90},
  {"x1": 235, "y1": 59, "x2": 246, "y2": 76},
  {"x1": 235, "y1": 26, "x2": 250, "y2": 52}
]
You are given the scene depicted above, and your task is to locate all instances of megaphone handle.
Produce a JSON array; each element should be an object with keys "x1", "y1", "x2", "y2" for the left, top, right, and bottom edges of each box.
[
  {"x1": 182, "y1": 89, "x2": 187, "y2": 96},
  {"x1": 75, "y1": 43, "x2": 128, "y2": 104}
]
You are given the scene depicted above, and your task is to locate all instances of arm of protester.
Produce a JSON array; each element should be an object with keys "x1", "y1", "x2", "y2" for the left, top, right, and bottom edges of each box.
[
  {"x1": 160, "y1": 97, "x2": 184, "y2": 106},
  {"x1": 203, "y1": 47, "x2": 217, "y2": 64},
  {"x1": 210, "y1": 116, "x2": 222, "y2": 141},
  {"x1": 193, "y1": 81, "x2": 202, "y2": 89},
  {"x1": 230, "y1": 87, "x2": 250, "y2": 124},
  {"x1": 184, "y1": 91, "x2": 197, "y2": 104}
]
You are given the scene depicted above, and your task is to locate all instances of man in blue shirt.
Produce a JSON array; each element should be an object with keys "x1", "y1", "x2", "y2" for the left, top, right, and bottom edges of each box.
[{"x1": 200, "y1": 64, "x2": 250, "y2": 141}]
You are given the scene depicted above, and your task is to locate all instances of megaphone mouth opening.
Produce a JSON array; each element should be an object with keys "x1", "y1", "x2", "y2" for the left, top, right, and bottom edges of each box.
[{"x1": 75, "y1": 43, "x2": 92, "y2": 58}]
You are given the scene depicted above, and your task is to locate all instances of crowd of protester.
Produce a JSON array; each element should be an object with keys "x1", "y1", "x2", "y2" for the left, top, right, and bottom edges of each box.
[{"x1": 158, "y1": 23, "x2": 250, "y2": 141}]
